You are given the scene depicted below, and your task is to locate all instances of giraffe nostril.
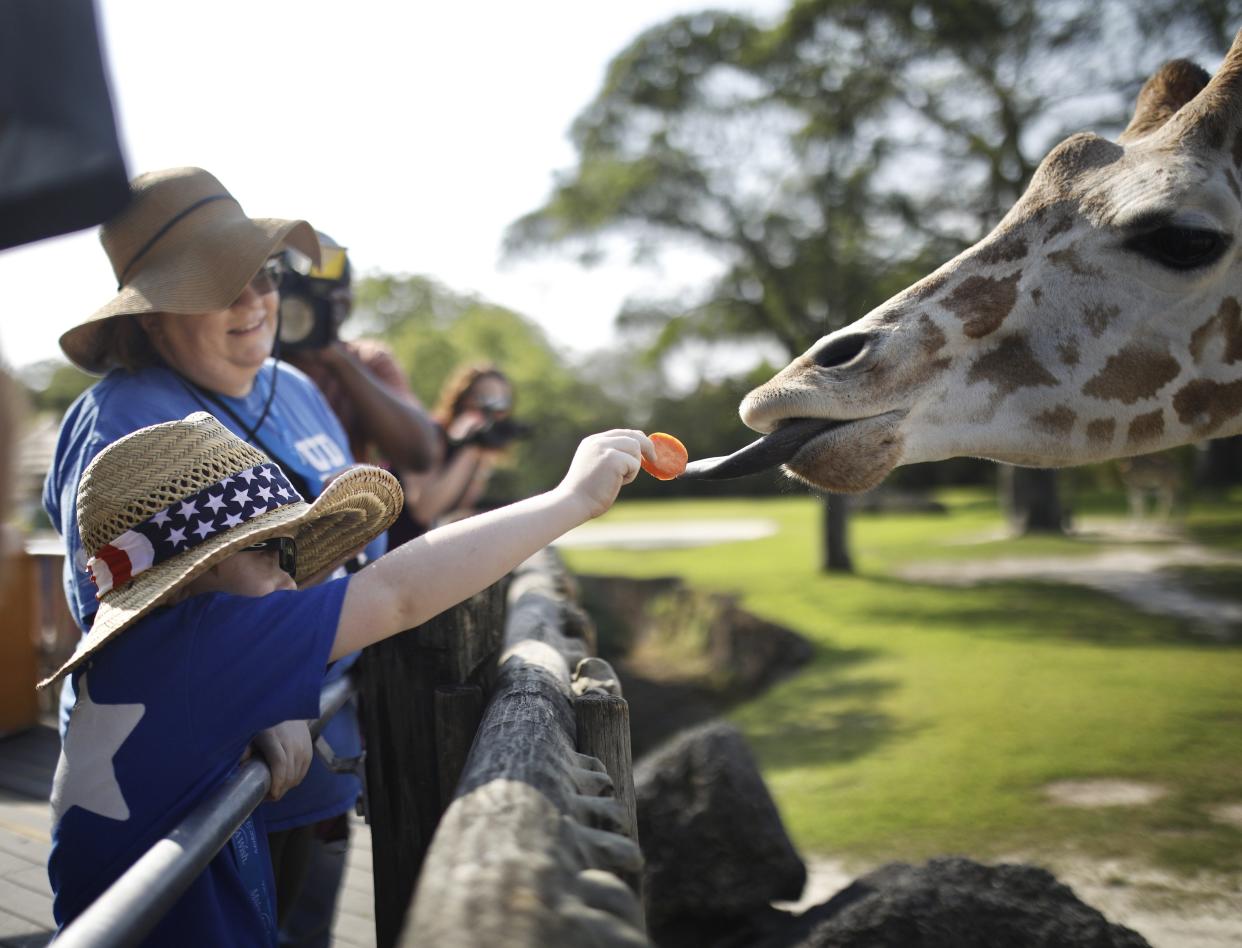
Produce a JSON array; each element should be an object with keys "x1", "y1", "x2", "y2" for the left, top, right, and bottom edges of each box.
[{"x1": 809, "y1": 332, "x2": 871, "y2": 369}]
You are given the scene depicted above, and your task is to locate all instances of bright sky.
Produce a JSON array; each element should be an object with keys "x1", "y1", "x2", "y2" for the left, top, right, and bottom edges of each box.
[{"x1": 0, "y1": 0, "x2": 787, "y2": 373}]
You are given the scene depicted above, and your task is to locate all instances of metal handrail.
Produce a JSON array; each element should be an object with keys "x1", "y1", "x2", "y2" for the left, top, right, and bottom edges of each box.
[{"x1": 54, "y1": 675, "x2": 355, "y2": 948}]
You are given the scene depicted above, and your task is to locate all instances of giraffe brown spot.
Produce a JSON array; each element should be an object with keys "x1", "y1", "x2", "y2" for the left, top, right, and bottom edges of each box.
[
  {"x1": 1086, "y1": 418, "x2": 1116, "y2": 445},
  {"x1": 1033, "y1": 405, "x2": 1076, "y2": 436},
  {"x1": 942, "y1": 272, "x2": 1023, "y2": 339},
  {"x1": 1048, "y1": 247, "x2": 1105, "y2": 278},
  {"x1": 1189, "y1": 297, "x2": 1242, "y2": 365},
  {"x1": 1082, "y1": 343, "x2": 1181, "y2": 405},
  {"x1": 1045, "y1": 211, "x2": 1075, "y2": 239},
  {"x1": 1126, "y1": 410, "x2": 1165, "y2": 447},
  {"x1": 1172, "y1": 378, "x2": 1242, "y2": 435},
  {"x1": 966, "y1": 335, "x2": 1059, "y2": 396},
  {"x1": 917, "y1": 313, "x2": 947, "y2": 354},
  {"x1": 1083, "y1": 303, "x2": 1120, "y2": 337},
  {"x1": 1058, "y1": 340, "x2": 1080, "y2": 366},
  {"x1": 907, "y1": 270, "x2": 950, "y2": 303},
  {"x1": 975, "y1": 231, "x2": 1029, "y2": 265}
]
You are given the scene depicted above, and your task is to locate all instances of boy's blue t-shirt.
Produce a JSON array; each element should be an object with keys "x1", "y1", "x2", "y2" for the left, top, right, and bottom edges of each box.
[
  {"x1": 48, "y1": 578, "x2": 348, "y2": 946},
  {"x1": 44, "y1": 360, "x2": 381, "y2": 829}
]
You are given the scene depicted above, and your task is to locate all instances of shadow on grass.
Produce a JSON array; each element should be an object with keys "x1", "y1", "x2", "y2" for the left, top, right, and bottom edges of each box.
[
  {"x1": 857, "y1": 574, "x2": 1242, "y2": 648},
  {"x1": 732, "y1": 641, "x2": 913, "y2": 774}
]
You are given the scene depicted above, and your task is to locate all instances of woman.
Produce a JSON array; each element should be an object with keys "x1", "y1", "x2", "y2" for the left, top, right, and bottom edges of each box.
[
  {"x1": 398, "y1": 363, "x2": 518, "y2": 539},
  {"x1": 43, "y1": 166, "x2": 378, "y2": 940}
]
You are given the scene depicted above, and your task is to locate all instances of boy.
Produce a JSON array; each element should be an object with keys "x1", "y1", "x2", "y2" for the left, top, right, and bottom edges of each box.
[{"x1": 43, "y1": 411, "x2": 652, "y2": 946}]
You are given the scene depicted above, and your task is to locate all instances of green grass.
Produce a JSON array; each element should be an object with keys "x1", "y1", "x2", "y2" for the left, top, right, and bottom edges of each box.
[{"x1": 563, "y1": 490, "x2": 1242, "y2": 873}]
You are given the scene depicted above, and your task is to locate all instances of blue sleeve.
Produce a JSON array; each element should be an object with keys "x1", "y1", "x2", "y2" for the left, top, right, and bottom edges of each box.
[{"x1": 183, "y1": 578, "x2": 349, "y2": 758}]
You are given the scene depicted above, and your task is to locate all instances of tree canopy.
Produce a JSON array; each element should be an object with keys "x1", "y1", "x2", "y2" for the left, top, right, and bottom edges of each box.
[{"x1": 505, "y1": 0, "x2": 1242, "y2": 364}]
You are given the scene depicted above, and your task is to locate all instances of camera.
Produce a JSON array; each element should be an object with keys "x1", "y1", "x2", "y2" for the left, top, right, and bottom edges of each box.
[
  {"x1": 468, "y1": 417, "x2": 535, "y2": 449},
  {"x1": 276, "y1": 240, "x2": 351, "y2": 352},
  {"x1": 454, "y1": 395, "x2": 534, "y2": 450}
]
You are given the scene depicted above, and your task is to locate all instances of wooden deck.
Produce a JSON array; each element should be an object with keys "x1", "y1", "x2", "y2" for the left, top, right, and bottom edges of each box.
[{"x1": 0, "y1": 723, "x2": 377, "y2": 947}]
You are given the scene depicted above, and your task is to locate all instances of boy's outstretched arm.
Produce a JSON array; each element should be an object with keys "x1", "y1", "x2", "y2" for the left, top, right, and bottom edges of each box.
[{"x1": 331, "y1": 430, "x2": 653, "y2": 661}]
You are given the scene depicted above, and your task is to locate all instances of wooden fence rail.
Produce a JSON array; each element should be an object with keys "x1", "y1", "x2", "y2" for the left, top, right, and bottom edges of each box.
[{"x1": 359, "y1": 547, "x2": 649, "y2": 947}]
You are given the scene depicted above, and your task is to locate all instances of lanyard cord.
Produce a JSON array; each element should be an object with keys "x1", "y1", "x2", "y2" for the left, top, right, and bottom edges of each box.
[{"x1": 175, "y1": 365, "x2": 277, "y2": 446}]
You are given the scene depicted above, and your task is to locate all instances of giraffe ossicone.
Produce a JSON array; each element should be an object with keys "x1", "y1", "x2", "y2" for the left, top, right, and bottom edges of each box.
[{"x1": 738, "y1": 29, "x2": 1242, "y2": 494}]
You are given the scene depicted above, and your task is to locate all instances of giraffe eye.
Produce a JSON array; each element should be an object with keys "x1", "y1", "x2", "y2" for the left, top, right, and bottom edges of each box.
[{"x1": 1125, "y1": 226, "x2": 1229, "y2": 271}]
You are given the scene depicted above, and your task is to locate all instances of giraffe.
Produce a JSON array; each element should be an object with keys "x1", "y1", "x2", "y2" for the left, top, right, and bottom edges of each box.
[{"x1": 684, "y1": 31, "x2": 1242, "y2": 493}]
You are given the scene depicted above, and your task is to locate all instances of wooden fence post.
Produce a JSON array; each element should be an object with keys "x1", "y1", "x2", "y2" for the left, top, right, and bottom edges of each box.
[
  {"x1": 574, "y1": 689, "x2": 642, "y2": 903},
  {"x1": 356, "y1": 581, "x2": 505, "y2": 948},
  {"x1": 403, "y1": 549, "x2": 648, "y2": 946}
]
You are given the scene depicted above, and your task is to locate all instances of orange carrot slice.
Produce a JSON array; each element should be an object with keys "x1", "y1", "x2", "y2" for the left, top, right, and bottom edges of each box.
[{"x1": 641, "y1": 432, "x2": 689, "y2": 481}]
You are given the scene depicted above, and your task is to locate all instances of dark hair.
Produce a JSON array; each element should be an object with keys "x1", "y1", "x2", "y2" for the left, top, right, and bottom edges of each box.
[
  {"x1": 432, "y1": 362, "x2": 511, "y2": 426},
  {"x1": 99, "y1": 315, "x2": 163, "y2": 372}
]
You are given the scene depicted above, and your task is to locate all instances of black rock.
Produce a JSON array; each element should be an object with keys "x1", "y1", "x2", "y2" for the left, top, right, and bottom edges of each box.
[
  {"x1": 635, "y1": 721, "x2": 807, "y2": 936},
  {"x1": 756, "y1": 856, "x2": 1150, "y2": 948}
]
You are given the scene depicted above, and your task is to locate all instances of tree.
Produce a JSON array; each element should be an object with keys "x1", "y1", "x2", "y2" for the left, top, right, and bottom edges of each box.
[
  {"x1": 504, "y1": 0, "x2": 1242, "y2": 545},
  {"x1": 351, "y1": 273, "x2": 627, "y2": 501}
]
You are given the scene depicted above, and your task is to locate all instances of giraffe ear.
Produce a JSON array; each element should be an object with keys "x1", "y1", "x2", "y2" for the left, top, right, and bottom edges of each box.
[
  {"x1": 1119, "y1": 59, "x2": 1210, "y2": 143},
  {"x1": 1156, "y1": 28, "x2": 1242, "y2": 151}
]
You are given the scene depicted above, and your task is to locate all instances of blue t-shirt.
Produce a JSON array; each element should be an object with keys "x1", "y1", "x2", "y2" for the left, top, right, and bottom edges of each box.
[
  {"x1": 49, "y1": 578, "x2": 348, "y2": 946},
  {"x1": 43, "y1": 360, "x2": 380, "y2": 829}
]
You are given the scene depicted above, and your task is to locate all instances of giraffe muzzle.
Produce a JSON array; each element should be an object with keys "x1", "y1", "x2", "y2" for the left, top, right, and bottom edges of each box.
[{"x1": 679, "y1": 418, "x2": 842, "y2": 480}]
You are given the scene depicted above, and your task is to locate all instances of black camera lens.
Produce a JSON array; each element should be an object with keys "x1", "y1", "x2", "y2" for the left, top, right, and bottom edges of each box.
[{"x1": 279, "y1": 296, "x2": 317, "y2": 346}]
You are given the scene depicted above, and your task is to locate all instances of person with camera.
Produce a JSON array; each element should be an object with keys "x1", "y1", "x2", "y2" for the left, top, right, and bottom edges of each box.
[
  {"x1": 278, "y1": 233, "x2": 440, "y2": 477},
  {"x1": 401, "y1": 363, "x2": 529, "y2": 539}
]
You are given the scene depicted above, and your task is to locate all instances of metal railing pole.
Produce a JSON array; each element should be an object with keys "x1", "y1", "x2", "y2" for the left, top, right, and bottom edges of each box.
[{"x1": 55, "y1": 675, "x2": 354, "y2": 948}]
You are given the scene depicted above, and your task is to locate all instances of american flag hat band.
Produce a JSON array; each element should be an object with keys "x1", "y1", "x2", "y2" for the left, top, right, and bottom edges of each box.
[{"x1": 86, "y1": 462, "x2": 303, "y2": 598}]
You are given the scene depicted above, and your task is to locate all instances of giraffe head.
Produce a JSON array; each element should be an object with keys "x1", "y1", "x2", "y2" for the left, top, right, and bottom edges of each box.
[{"x1": 737, "y1": 31, "x2": 1242, "y2": 493}]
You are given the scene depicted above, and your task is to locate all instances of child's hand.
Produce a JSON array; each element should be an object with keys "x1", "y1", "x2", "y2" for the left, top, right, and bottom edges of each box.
[
  {"x1": 249, "y1": 720, "x2": 313, "y2": 801},
  {"x1": 556, "y1": 429, "x2": 654, "y2": 520}
]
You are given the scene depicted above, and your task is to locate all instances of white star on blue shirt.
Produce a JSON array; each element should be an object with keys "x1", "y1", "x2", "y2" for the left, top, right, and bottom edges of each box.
[
  {"x1": 238, "y1": 469, "x2": 257, "y2": 484},
  {"x1": 204, "y1": 493, "x2": 227, "y2": 514},
  {"x1": 192, "y1": 519, "x2": 216, "y2": 540},
  {"x1": 151, "y1": 509, "x2": 172, "y2": 527},
  {"x1": 167, "y1": 527, "x2": 187, "y2": 547},
  {"x1": 229, "y1": 488, "x2": 251, "y2": 507},
  {"x1": 51, "y1": 676, "x2": 145, "y2": 823},
  {"x1": 177, "y1": 499, "x2": 199, "y2": 519}
]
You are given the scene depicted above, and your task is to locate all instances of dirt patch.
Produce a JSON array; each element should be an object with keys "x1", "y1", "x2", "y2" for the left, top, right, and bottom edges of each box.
[
  {"x1": 898, "y1": 542, "x2": 1242, "y2": 639},
  {"x1": 1206, "y1": 802, "x2": 1242, "y2": 829},
  {"x1": 1045, "y1": 779, "x2": 1169, "y2": 807}
]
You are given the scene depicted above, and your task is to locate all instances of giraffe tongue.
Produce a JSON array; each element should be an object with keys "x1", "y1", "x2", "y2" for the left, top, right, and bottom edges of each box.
[{"x1": 679, "y1": 419, "x2": 840, "y2": 480}]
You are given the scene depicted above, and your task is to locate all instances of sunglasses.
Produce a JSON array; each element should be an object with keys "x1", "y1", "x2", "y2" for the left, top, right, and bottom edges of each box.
[
  {"x1": 242, "y1": 536, "x2": 297, "y2": 577},
  {"x1": 246, "y1": 257, "x2": 285, "y2": 298}
]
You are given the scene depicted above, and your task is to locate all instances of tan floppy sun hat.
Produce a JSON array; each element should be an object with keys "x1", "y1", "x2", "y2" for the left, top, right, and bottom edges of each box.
[
  {"x1": 60, "y1": 166, "x2": 321, "y2": 373},
  {"x1": 39, "y1": 412, "x2": 403, "y2": 689}
]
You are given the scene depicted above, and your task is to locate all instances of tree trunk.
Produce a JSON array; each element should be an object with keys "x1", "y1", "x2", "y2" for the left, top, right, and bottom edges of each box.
[
  {"x1": 1194, "y1": 435, "x2": 1242, "y2": 489},
  {"x1": 820, "y1": 493, "x2": 853, "y2": 573},
  {"x1": 1000, "y1": 466, "x2": 1068, "y2": 535}
]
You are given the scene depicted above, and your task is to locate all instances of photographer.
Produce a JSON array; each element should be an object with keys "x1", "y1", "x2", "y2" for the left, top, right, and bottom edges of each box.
[
  {"x1": 402, "y1": 363, "x2": 529, "y2": 538},
  {"x1": 280, "y1": 233, "x2": 440, "y2": 477}
]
